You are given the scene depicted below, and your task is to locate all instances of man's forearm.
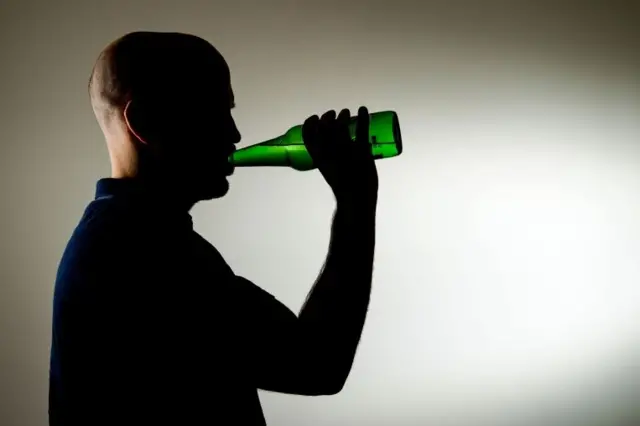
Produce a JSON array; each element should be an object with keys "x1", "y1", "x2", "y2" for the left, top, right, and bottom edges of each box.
[{"x1": 297, "y1": 200, "x2": 377, "y2": 390}]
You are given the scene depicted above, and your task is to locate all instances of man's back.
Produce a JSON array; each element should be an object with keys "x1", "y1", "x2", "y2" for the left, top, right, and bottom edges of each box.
[{"x1": 49, "y1": 178, "x2": 267, "y2": 425}]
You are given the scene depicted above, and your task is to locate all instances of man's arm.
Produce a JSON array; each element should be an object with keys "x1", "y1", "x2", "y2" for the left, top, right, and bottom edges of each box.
[
  {"x1": 240, "y1": 200, "x2": 376, "y2": 396},
  {"x1": 297, "y1": 201, "x2": 376, "y2": 390},
  {"x1": 240, "y1": 106, "x2": 378, "y2": 396}
]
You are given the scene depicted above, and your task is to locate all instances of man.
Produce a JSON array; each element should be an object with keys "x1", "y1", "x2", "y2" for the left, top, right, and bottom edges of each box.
[{"x1": 49, "y1": 31, "x2": 378, "y2": 426}]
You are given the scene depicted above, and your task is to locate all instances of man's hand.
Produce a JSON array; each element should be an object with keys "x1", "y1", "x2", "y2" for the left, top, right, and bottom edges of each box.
[
  {"x1": 237, "y1": 108, "x2": 378, "y2": 396},
  {"x1": 302, "y1": 107, "x2": 379, "y2": 207}
]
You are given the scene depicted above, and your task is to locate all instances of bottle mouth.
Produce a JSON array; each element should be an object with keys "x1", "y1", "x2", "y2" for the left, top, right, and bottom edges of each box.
[{"x1": 392, "y1": 112, "x2": 403, "y2": 155}]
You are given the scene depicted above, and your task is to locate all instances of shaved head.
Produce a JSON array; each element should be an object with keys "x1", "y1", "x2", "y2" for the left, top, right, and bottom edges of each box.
[
  {"x1": 88, "y1": 31, "x2": 241, "y2": 204},
  {"x1": 89, "y1": 31, "x2": 230, "y2": 126}
]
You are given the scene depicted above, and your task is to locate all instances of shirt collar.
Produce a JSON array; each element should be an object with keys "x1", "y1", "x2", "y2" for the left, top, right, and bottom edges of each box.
[
  {"x1": 95, "y1": 177, "x2": 194, "y2": 227},
  {"x1": 96, "y1": 177, "x2": 140, "y2": 200}
]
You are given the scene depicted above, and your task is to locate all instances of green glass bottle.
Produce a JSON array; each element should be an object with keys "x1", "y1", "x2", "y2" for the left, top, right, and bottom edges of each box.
[{"x1": 229, "y1": 110, "x2": 402, "y2": 171}]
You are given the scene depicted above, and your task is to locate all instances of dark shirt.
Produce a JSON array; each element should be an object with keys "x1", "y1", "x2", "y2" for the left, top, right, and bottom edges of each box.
[{"x1": 49, "y1": 178, "x2": 269, "y2": 425}]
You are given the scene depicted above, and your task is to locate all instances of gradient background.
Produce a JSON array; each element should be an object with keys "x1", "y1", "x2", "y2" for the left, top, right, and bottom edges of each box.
[{"x1": 2, "y1": 1, "x2": 640, "y2": 425}]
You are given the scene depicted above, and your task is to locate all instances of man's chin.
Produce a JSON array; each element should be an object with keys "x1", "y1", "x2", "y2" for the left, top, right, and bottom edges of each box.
[{"x1": 197, "y1": 178, "x2": 230, "y2": 201}]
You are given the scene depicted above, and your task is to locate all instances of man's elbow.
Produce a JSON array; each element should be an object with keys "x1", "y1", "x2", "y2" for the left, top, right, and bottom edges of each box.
[
  {"x1": 297, "y1": 332, "x2": 353, "y2": 395},
  {"x1": 312, "y1": 353, "x2": 356, "y2": 395},
  {"x1": 308, "y1": 377, "x2": 345, "y2": 396},
  {"x1": 324, "y1": 379, "x2": 346, "y2": 395},
  {"x1": 310, "y1": 369, "x2": 348, "y2": 396},
  {"x1": 258, "y1": 361, "x2": 348, "y2": 396},
  {"x1": 293, "y1": 362, "x2": 348, "y2": 395}
]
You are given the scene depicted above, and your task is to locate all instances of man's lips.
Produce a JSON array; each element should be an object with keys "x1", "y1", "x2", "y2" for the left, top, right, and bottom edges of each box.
[
  {"x1": 225, "y1": 162, "x2": 235, "y2": 175},
  {"x1": 225, "y1": 146, "x2": 237, "y2": 175}
]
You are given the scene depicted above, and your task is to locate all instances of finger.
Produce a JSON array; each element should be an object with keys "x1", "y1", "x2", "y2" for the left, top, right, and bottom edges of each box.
[
  {"x1": 302, "y1": 114, "x2": 320, "y2": 144},
  {"x1": 356, "y1": 106, "x2": 370, "y2": 149},
  {"x1": 319, "y1": 109, "x2": 340, "y2": 148},
  {"x1": 302, "y1": 114, "x2": 321, "y2": 158},
  {"x1": 337, "y1": 108, "x2": 350, "y2": 124},
  {"x1": 337, "y1": 108, "x2": 351, "y2": 140},
  {"x1": 320, "y1": 109, "x2": 337, "y2": 139},
  {"x1": 321, "y1": 110, "x2": 337, "y2": 123}
]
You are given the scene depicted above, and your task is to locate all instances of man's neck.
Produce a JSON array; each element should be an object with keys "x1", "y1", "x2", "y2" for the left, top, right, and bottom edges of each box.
[{"x1": 106, "y1": 175, "x2": 198, "y2": 213}]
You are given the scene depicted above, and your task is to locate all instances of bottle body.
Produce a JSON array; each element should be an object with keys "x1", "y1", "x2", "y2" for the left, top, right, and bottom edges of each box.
[{"x1": 229, "y1": 110, "x2": 402, "y2": 171}]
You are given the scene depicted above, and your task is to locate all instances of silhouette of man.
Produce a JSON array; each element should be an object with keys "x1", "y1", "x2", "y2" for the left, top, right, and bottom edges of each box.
[{"x1": 49, "y1": 31, "x2": 378, "y2": 426}]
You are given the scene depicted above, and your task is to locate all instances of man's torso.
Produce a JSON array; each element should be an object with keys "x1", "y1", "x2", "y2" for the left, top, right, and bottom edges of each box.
[{"x1": 49, "y1": 179, "x2": 267, "y2": 425}]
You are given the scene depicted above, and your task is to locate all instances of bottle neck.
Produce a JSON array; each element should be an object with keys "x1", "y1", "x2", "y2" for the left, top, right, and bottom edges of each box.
[{"x1": 229, "y1": 134, "x2": 289, "y2": 167}]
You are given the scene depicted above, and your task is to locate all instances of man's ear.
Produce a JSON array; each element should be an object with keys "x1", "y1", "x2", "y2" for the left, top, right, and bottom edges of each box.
[{"x1": 123, "y1": 99, "x2": 149, "y2": 145}]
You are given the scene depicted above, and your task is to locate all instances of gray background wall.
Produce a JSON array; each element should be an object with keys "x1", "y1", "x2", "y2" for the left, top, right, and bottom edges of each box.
[{"x1": 2, "y1": 1, "x2": 640, "y2": 425}]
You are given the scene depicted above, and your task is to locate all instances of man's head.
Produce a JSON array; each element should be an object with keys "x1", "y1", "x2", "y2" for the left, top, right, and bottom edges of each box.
[{"x1": 89, "y1": 31, "x2": 241, "y2": 205}]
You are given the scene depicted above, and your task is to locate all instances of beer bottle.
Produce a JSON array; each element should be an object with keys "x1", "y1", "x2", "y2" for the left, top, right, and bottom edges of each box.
[{"x1": 229, "y1": 110, "x2": 402, "y2": 171}]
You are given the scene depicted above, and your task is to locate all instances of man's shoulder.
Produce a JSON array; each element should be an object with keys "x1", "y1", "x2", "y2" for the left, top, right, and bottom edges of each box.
[
  {"x1": 81, "y1": 196, "x2": 144, "y2": 231},
  {"x1": 58, "y1": 198, "x2": 146, "y2": 272},
  {"x1": 54, "y1": 199, "x2": 126, "y2": 299}
]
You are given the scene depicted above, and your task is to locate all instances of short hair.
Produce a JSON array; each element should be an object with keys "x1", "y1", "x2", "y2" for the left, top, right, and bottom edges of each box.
[{"x1": 88, "y1": 31, "x2": 228, "y2": 122}]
